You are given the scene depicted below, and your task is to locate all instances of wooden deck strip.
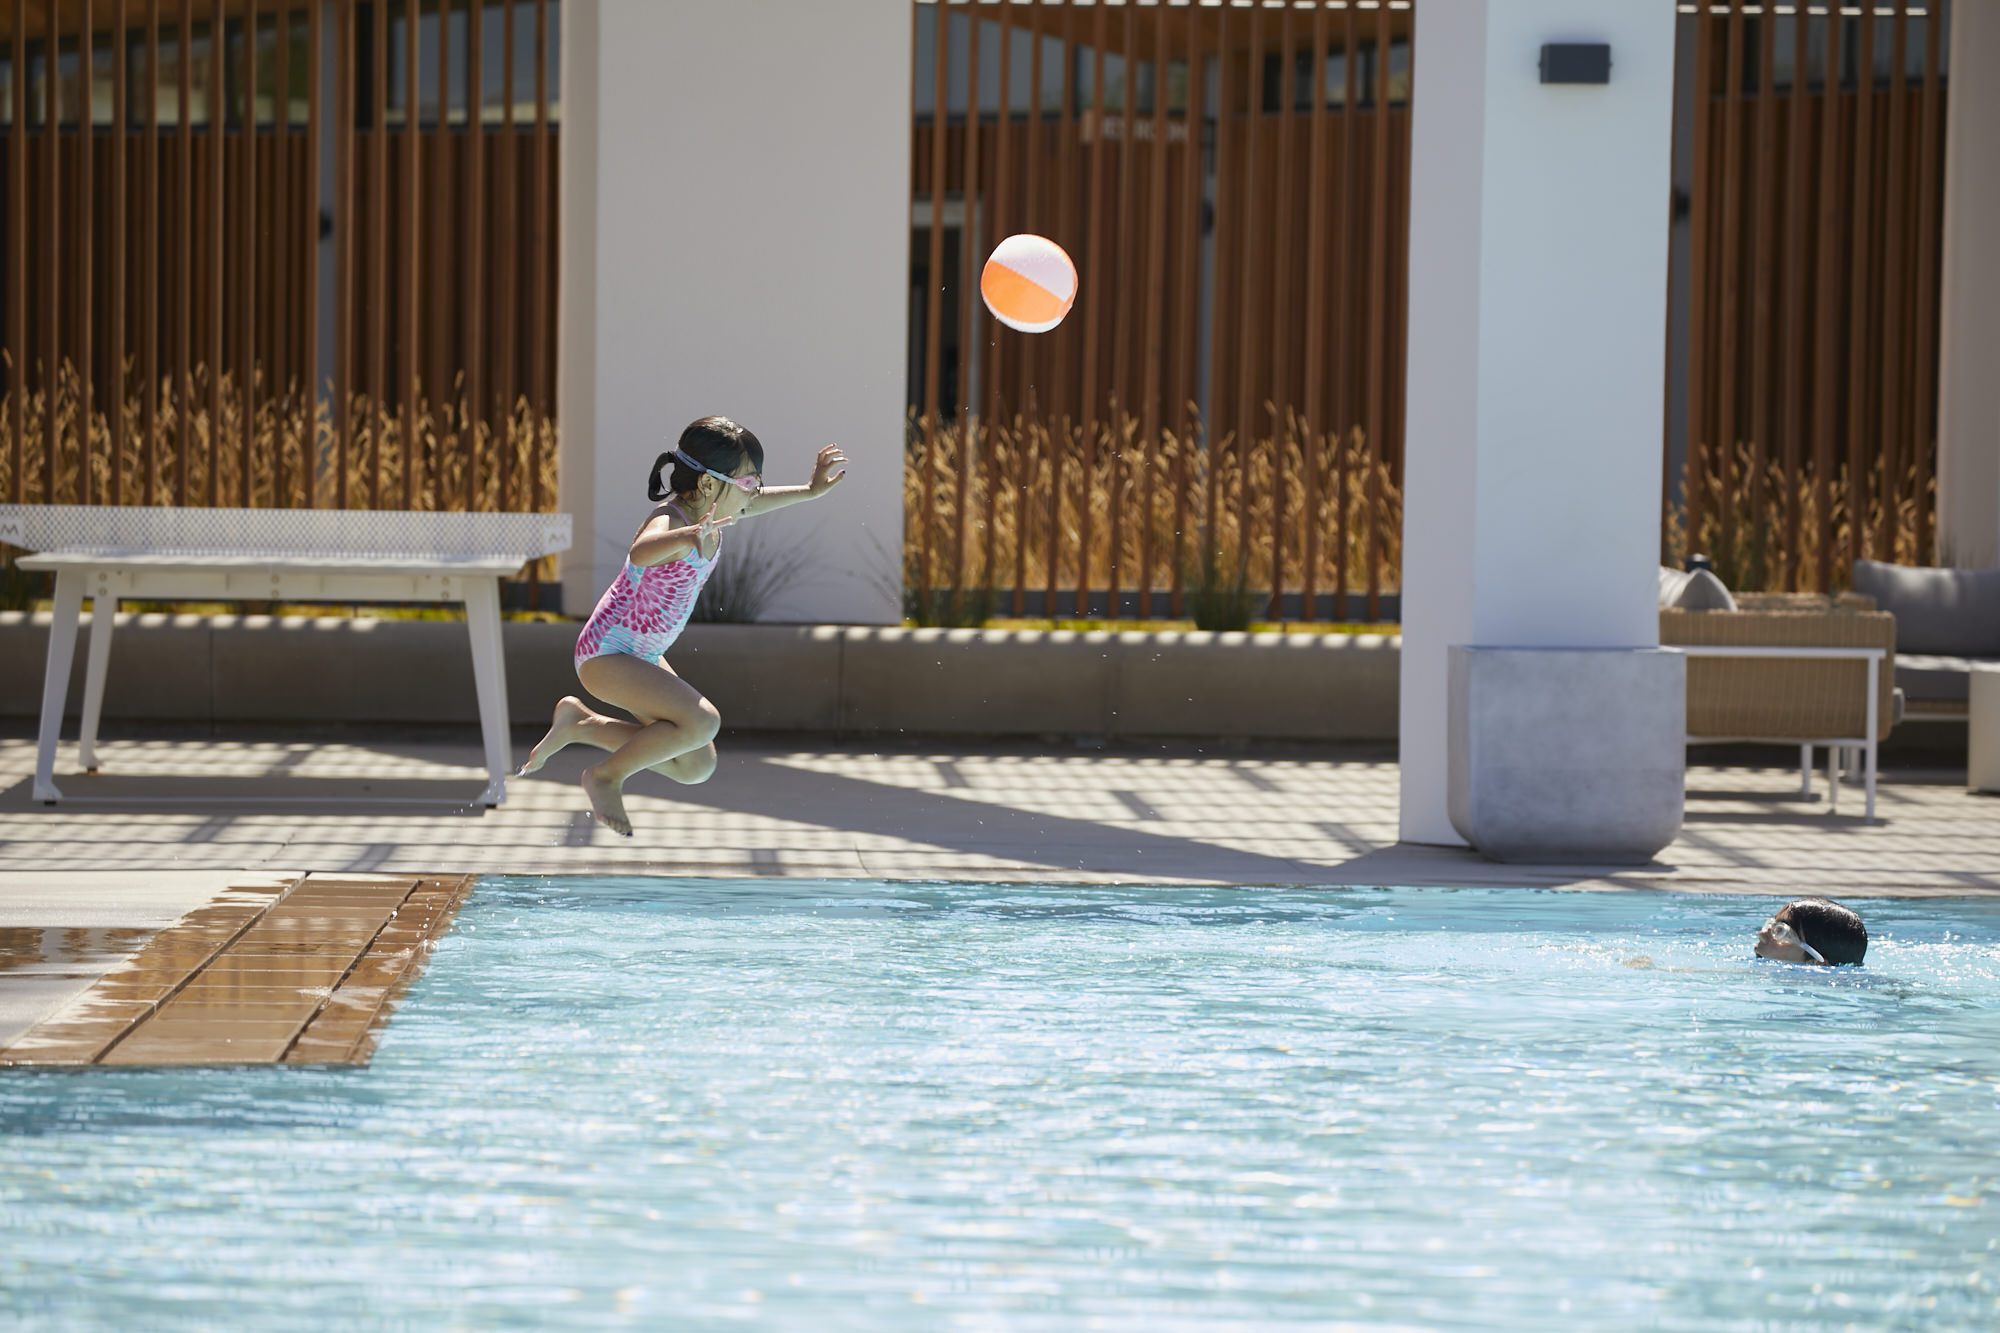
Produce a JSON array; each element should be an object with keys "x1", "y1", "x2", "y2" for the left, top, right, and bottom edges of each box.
[
  {"x1": 0, "y1": 877, "x2": 296, "y2": 1064},
  {"x1": 0, "y1": 872, "x2": 476, "y2": 1068},
  {"x1": 285, "y1": 875, "x2": 478, "y2": 1065}
]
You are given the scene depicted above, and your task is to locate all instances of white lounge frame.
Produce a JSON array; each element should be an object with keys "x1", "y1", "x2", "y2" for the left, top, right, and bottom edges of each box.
[
  {"x1": 1672, "y1": 644, "x2": 1885, "y2": 821},
  {"x1": 0, "y1": 506, "x2": 570, "y2": 808}
]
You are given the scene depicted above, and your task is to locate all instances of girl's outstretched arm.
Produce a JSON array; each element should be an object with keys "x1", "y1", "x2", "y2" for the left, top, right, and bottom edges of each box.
[{"x1": 741, "y1": 444, "x2": 848, "y2": 518}]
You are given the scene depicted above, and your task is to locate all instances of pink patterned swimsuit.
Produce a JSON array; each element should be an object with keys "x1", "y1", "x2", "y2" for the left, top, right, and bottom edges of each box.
[{"x1": 574, "y1": 505, "x2": 719, "y2": 668}]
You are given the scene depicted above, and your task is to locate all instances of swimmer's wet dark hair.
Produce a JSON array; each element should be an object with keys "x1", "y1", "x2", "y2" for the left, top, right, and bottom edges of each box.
[
  {"x1": 1783, "y1": 897, "x2": 1868, "y2": 966},
  {"x1": 647, "y1": 416, "x2": 765, "y2": 501}
]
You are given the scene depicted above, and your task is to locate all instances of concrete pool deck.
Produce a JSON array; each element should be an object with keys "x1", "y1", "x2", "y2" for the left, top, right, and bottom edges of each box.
[{"x1": 1, "y1": 732, "x2": 1994, "y2": 896}]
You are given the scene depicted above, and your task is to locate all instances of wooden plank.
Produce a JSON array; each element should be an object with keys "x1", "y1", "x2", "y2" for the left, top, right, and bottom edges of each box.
[
  {"x1": 370, "y1": 0, "x2": 388, "y2": 506},
  {"x1": 1808, "y1": 9, "x2": 1842, "y2": 592},
  {"x1": 1844, "y1": 5, "x2": 1873, "y2": 564},
  {"x1": 1747, "y1": 0, "x2": 1776, "y2": 582},
  {"x1": 78, "y1": 0, "x2": 93, "y2": 505},
  {"x1": 983, "y1": 0, "x2": 1010, "y2": 613},
  {"x1": 1076, "y1": 0, "x2": 1106, "y2": 613},
  {"x1": 177, "y1": 0, "x2": 192, "y2": 505},
  {"x1": 1205, "y1": 0, "x2": 1230, "y2": 599},
  {"x1": 1230, "y1": 0, "x2": 1260, "y2": 585},
  {"x1": 1874, "y1": 1, "x2": 1907, "y2": 560},
  {"x1": 240, "y1": 0, "x2": 256, "y2": 507},
  {"x1": 40, "y1": 0, "x2": 57, "y2": 502},
  {"x1": 954, "y1": 0, "x2": 979, "y2": 611},
  {"x1": 6, "y1": 0, "x2": 19, "y2": 505},
  {"x1": 1299, "y1": 0, "x2": 1329, "y2": 622},
  {"x1": 207, "y1": 0, "x2": 223, "y2": 506},
  {"x1": 141, "y1": 0, "x2": 158, "y2": 505},
  {"x1": 920, "y1": 0, "x2": 946, "y2": 609},
  {"x1": 1363, "y1": 0, "x2": 1389, "y2": 621},
  {"x1": 1266, "y1": 0, "x2": 1296, "y2": 619},
  {"x1": 1106, "y1": 0, "x2": 1134, "y2": 613},
  {"x1": 529, "y1": 0, "x2": 546, "y2": 509},
  {"x1": 335, "y1": 0, "x2": 354, "y2": 509},
  {"x1": 496, "y1": 0, "x2": 516, "y2": 508},
  {"x1": 1169, "y1": 0, "x2": 1204, "y2": 619},
  {"x1": 464, "y1": 0, "x2": 484, "y2": 511},
  {"x1": 1684, "y1": 6, "x2": 1712, "y2": 564},
  {"x1": 110, "y1": 0, "x2": 127, "y2": 505},
  {"x1": 303, "y1": 0, "x2": 321, "y2": 507},
  {"x1": 1778, "y1": 8, "x2": 1809, "y2": 589},
  {"x1": 1014, "y1": 0, "x2": 1040, "y2": 617},
  {"x1": 402, "y1": 0, "x2": 419, "y2": 508},
  {"x1": 433, "y1": 0, "x2": 450, "y2": 509},
  {"x1": 1046, "y1": 2, "x2": 1070, "y2": 615},
  {"x1": 1715, "y1": 3, "x2": 1744, "y2": 571},
  {"x1": 1908, "y1": 0, "x2": 1939, "y2": 565},
  {"x1": 275, "y1": 0, "x2": 290, "y2": 505},
  {"x1": 1333, "y1": 0, "x2": 1356, "y2": 611},
  {"x1": 1136, "y1": 0, "x2": 1170, "y2": 620}
]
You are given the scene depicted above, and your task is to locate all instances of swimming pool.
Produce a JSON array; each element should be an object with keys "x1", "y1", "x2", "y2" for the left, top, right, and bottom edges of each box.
[{"x1": 3, "y1": 880, "x2": 1997, "y2": 1330}]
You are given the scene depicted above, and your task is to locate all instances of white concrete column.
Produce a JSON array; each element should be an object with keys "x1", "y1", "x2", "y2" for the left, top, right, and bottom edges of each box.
[
  {"x1": 1398, "y1": 0, "x2": 1677, "y2": 847},
  {"x1": 559, "y1": 0, "x2": 909, "y2": 623},
  {"x1": 1937, "y1": 0, "x2": 2000, "y2": 570}
]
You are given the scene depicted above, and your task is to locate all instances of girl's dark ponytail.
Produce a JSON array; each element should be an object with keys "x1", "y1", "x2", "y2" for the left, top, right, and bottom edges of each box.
[{"x1": 646, "y1": 451, "x2": 677, "y2": 502}]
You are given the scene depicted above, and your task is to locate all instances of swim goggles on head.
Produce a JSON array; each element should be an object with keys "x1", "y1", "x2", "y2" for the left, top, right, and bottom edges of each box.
[
  {"x1": 673, "y1": 449, "x2": 761, "y2": 494},
  {"x1": 1766, "y1": 917, "x2": 1827, "y2": 964}
]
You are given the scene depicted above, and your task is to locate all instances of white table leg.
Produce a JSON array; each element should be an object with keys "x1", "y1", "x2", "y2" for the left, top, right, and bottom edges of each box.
[
  {"x1": 1799, "y1": 743, "x2": 1812, "y2": 797},
  {"x1": 465, "y1": 577, "x2": 511, "y2": 807},
  {"x1": 33, "y1": 569, "x2": 85, "y2": 804},
  {"x1": 1864, "y1": 657, "x2": 1879, "y2": 821},
  {"x1": 1826, "y1": 743, "x2": 1838, "y2": 815},
  {"x1": 78, "y1": 594, "x2": 117, "y2": 774}
]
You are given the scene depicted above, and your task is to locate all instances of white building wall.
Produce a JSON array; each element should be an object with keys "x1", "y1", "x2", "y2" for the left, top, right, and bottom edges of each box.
[
  {"x1": 560, "y1": 0, "x2": 910, "y2": 623},
  {"x1": 1399, "y1": 0, "x2": 1677, "y2": 845},
  {"x1": 1937, "y1": 0, "x2": 2000, "y2": 569}
]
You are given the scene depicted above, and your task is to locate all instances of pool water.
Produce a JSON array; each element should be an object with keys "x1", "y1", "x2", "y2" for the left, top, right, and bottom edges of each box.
[{"x1": 4, "y1": 880, "x2": 1999, "y2": 1330}]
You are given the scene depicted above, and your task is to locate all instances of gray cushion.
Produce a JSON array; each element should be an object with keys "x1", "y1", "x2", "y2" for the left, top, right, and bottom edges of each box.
[
  {"x1": 1676, "y1": 569, "x2": 1736, "y2": 611},
  {"x1": 1851, "y1": 561, "x2": 2000, "y2": 656},
  {"x1": 1658, "y1": 566, "x2": 1736, "y2": 612},
  {"x1": 1894, "y1": 653, "x2": 2000, "y2": 703}
]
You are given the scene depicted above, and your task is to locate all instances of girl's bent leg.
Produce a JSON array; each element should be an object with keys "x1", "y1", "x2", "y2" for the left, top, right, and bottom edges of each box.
[
  {"x1": 520, "y1": 695, "x2": 638, "y2": 774},
  {"x1": 573, "y1": 654, "x2": 723, "y2": 834}
]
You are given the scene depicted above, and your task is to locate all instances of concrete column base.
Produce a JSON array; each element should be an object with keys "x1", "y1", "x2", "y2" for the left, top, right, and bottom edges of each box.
[{"x1": 1448, "y1": 647, "x2": 1686, "y2": 864}]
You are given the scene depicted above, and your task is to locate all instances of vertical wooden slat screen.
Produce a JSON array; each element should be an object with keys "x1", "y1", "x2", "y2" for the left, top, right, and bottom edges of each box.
[
  {"x1": 0, "y1": 0, "x2": 563, "y2": 525},
  {"x1": 400, "y1": 0, "x2": 417, "y2": 507},
  {"x1": 6, "y1": 0, "x2": 18, "y2": 505},
  {"x1": 77, "y1": 0, "x2": 91, "y2": 506},
  {"x1": 908, "y1": 0, "x2": 1416, "y2": 623},
  {"x1": 1674, "y1": 0, "x2": 1952, "y2": 593}
]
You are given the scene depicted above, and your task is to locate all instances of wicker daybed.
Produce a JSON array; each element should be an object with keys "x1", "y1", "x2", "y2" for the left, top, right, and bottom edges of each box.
[{"x1": 1659, "y1": 594, "x2": 1896, "y2": 819}]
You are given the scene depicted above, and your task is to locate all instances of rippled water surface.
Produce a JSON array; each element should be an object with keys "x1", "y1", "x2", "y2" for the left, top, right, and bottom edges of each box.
[{"x1": 4, "y1": 880, "x2": 1999, "y2": 1330}]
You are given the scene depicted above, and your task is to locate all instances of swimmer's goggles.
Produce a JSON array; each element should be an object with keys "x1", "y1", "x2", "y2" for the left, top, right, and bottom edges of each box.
[
  {"x1": 673, "y1": 449, "x2": 761, "y2": 495},
  {"x1": 1765, "y1": 916, "x2": 1827, "y2": 964}
]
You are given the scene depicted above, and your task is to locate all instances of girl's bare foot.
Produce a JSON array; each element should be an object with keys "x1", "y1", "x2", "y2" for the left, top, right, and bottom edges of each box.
[
  {"x1": 521, "y1": 696, "x2": 593, "y2": 775},
  {"x1": 581, "y1": 763, "x2": 634, "y2": 837}
]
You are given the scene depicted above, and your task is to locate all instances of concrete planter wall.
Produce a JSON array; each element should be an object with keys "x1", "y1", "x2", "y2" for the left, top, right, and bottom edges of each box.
[{"x1": 0, "y1": 613, "x2": 1399, "y2": 742}]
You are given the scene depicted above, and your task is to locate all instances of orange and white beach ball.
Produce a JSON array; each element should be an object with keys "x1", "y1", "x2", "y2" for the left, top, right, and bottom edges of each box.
[{"x1": 980, "y1": 234, "x2": 1077, "y2": 334}]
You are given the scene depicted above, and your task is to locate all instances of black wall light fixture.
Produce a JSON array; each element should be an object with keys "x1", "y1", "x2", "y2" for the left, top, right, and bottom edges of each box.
[{"x1": 1540, "y1": 43, "x2": 1611, "y2": 84}]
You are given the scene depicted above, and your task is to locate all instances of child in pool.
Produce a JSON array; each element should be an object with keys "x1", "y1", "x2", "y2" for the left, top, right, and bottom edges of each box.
[
  {"x1": 521, "y1": 415, "x2": 847, "y2": 836},
  {"x1": 1753, "y1": 896, "x2": 1868, "y2": 966}
]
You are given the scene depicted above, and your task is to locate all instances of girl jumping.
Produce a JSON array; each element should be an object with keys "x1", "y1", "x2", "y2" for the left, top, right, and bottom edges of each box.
[{"x1": 521, "y1": 415, "x2": 847, "y2": 836}]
